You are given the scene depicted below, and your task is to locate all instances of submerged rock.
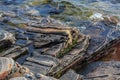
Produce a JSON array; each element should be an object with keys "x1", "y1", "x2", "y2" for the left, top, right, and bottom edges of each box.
[{"x1": 2, "y1": 0, "x2": 24, "y2": 5}]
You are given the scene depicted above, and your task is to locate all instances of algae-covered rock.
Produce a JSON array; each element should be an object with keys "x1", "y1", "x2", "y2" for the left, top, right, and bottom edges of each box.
[{"x1": 51, "y1": 1, "x2": 93, "y2": 21}]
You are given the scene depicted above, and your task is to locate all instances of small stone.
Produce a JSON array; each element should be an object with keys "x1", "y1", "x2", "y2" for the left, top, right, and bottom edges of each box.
[
  {"x1": 24, "y1": 73, "x2": 33, "y2": 79},
  {"x1": 35, "y1": 73, "x2": 42, "y2": 78}
]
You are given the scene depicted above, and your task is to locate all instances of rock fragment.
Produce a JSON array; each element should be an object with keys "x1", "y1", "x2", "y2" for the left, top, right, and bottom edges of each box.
[
  {"x1": 60, "y1": 69, "x2": 83, "y2": 80},
  {"x1": 0, "y1": 29, "x2": 15, "y2": 48},
  {"x1": 0, "y1": 57, "x2": 31, "y2": 80}
]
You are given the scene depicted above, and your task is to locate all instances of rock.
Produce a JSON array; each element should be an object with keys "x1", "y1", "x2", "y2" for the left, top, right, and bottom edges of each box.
[
  {"x1": 0, "y1": 29, "x2": 15, "y2": 48},
  {"x1": 33, "y1": 33, "x2": 66, "y2": 49},
  {"x1": 90, "y1": 13, "x2": 120, "y2": 26},
  {"x1": 1, "y1": 46, "x2": 21, "y2": 57},
  {"x1": 23, "y1": 55, "x2": 59, "y2": 75},
  {"x1": 35, "y1": 73, "x2": 42, "y2": 78},
  {"x1": 10, "y1": 77, "x2": 27, "y2": 80},
  {"x1": 5, "y1": 47, "x2": 28, "y2": 59},
  {"x1": 81, "y1": 20, "x2": 120, "y2": 63},
  {"x1": 2, "y1": 0, "x2": 23, "y2": 5},
  {"x1": 38, "y1": 74, "x2": 58, "y2": 80},
  {"x1": 24, "y1": 73, "x2": 33, "y2": 79},
  {"x1": 0, "y1": 57, "x2": 32, "y2": 80},
  {"x1": 0, "y1": 1, "x2": 120, "y2": 79},
  {"x1": 82, "y1": 61, "x2": 120, "y2": 80},
  {"x1": 2, "y1": 11, "x2": 16, "y2": 17},
  {"x1": 60, "y1": 69, "x2": 83, "y2": 80},
  {"x1": 0, "y1": 57, "x2": 15, "y2": 80}
]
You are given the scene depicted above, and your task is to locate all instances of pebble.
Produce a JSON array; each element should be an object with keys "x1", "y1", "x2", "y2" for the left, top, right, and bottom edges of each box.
[
  {"x1": 24, "y1": 74, "x2": 33, "y2": 79},
  {"x1": 35, "y1": 73, "x2": 42, "y2": 78}
]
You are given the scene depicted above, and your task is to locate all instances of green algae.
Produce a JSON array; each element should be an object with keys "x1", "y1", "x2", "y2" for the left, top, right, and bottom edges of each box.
[
  {"x1": 28, "y1": 0, "x2": 53, "y2": 6},
  {"x1": 51, "y1": 1, "x2": 93, "y2": 22}
]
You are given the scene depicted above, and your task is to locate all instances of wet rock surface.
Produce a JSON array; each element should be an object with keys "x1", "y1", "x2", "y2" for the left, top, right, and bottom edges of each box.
[
  {"x1": 0, "y1": 29, "x2": 15, "y2": 49},
  {"x1": 0, "y1": 0, "x2": 120, "y2": 80},
  {"x1": 60, "y1": 69, "x2": 83, "y2": 80},
  {"x1": 81, "y1": 61, "x2": 120, "y2": 80}
]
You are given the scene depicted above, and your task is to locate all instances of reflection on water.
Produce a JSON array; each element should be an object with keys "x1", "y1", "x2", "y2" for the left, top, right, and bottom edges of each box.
[{"x1": 1, "y1": 0, "x2": 120, "y2": 18}]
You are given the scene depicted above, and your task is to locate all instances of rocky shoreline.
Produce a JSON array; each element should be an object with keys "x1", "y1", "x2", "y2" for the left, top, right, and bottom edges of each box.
[{"x1": 0, "y1": 0, "x2": 120, "y2": 80}]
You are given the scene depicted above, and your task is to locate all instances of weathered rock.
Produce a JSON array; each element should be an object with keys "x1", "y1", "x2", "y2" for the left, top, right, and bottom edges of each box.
[
  {"x1": 1, "y1": 46, "x2": 21, "y2": 57},
  {"x1": 0, "y1": 57, "x2": 31, "y2": 80},
  {"x1": 36, "y1": 74, "x2": 58, "y2": 80},
  {"x1": 0, "y1": 2, "x2": 120, "y2": 79},
  {"x1": 0, "y1": 29, "x2": 15, "y2": 48},
  {"x1": 0, "y1": 45, "x2": 28, "y2": 61},
  {"x1": 82, "y1": 61, "x2": 120, "y2": 80},
  {"x1": 0, "y1": 57, "x2": 15, "y2": 80},
  {"x1": 2, "y1": 15, "x2": 90, "y2": 78},
  {"x1": 20, "y1": 21, "x2": 90, "y2": 78},
  {"x1": 60, "y1": 69, "x2": 83, "y2": 80},
  {"x1": 80, "y1": 20, "x2": 120, "y2": 64},
  {"x1": 5, "y1": 47, "x2": 28, "y2": 59},
  {"x1": 23, "y1": 55, "x2": 59, "y2": 75},
  {"x1": 10, "y1": 77, "x2": 27, "y2": 80},
  {"x1": 33, "y1": 34, "x2": 66, "y2": 49}
]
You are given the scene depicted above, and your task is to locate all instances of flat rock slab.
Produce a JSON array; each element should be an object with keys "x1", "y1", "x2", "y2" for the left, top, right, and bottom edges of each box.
[
  {"x1": 80, "y1": 61, "x2": 120, "y2": 80},
  {"x1": 10, "y1": 77, "x2": 28, "y2": 80},
  {"x1": 80, "y1": 21, "x2": 120, "y2": 63},
  {"x1": 60, "y1": 69, "x2": 83, "y2": 80}
]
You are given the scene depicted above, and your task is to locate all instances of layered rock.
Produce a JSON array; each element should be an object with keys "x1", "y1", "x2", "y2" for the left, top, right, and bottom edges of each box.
[
  {"x1": 0, "y1": 1, "x2": 120, "y2": 79},
  {"x1": 60, "y1": 69, "x2": 83, "y2": 80},
  {"x1": 82, "y1": 61, "x2": 120, "y2": 80},
  {"x1": 0, "y1": 57, "x2": 30, "y2": 80},
  {"x1": 0, "y1": 29, "x2": 15, "y2": 48},
  {"x1": 21, "y1": 20, "x2": 90, "y2": 78}
]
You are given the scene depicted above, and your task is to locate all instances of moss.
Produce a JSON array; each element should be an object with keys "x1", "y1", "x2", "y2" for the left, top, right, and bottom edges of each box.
[
  {"x1": 54, "y1": 69, "x2": 63, "y2": 78},
  {"x1": 51, "y1": 1, "x2": 93, "y2": 21},
  {"x1": 17, "y1": 23, "x2": 27, "y2": 28},
  {"x1": 7, "y1": 22, "x2": 17, "y2": 27},
  {"x1": 28, "y1": 0, "x2": 53, "y2": 6}
]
